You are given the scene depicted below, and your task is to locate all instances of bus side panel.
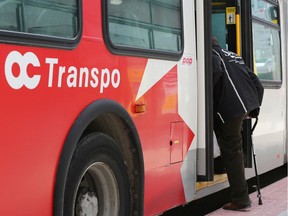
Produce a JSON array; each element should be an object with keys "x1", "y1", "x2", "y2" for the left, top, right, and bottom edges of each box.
[{"x1": 0, "y1": 1, "x2": 146, "y2": 215}]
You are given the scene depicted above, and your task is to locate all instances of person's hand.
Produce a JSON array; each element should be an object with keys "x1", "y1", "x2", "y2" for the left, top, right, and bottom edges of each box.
[{"x1": 249, "y1": 108, "x2": 260, "y2": 118}]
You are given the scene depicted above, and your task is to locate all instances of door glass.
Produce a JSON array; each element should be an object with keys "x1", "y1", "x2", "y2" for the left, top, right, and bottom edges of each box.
[
  {"x1": 212, "y1": 1, "x2": 227, "y2": 49},
  {"x1": 251, "y1": 0, "x2": 281, "y2": 82}
]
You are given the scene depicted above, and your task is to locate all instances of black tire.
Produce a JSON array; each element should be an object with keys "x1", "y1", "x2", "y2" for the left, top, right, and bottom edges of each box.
[{"x1": 64, "y1": 133, "x2": 131, "y2": 216}]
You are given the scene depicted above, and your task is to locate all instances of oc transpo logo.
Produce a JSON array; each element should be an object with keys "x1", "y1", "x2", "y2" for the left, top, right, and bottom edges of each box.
[
  {"x1": 4, "y1": 51, "x2": 121, "y2": 92},
  {"x1": 5, "y1": 51, "x2": 40, "y2": 89}
]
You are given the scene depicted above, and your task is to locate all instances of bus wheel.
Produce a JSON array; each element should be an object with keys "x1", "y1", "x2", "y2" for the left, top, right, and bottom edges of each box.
[{"x1": 64, "y1": 133, "x2": 131, "y2": 216}]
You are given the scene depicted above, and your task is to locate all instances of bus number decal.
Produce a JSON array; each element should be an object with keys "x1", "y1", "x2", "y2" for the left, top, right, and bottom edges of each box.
[{"x1": 182, "y1": 57, "x2": 193, "y2": 66}]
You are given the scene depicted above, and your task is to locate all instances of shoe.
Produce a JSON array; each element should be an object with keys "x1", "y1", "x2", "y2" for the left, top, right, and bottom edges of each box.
[{"x1": 223, "y1": 202, "x2": 251, "y2": 211}]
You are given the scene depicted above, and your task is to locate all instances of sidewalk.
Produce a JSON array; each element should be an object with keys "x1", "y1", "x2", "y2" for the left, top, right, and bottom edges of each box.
[{"x1": 207, "y1": 177, "x2": 287, "y2": 216}]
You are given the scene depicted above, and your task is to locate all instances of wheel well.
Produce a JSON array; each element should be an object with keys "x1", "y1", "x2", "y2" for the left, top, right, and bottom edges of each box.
[
  {"x1": 81, "y1": 112, "x2": 143, "y2": 215},
  {"x1": 54, "y1": 99, "x2": 144, "y2": 216}
]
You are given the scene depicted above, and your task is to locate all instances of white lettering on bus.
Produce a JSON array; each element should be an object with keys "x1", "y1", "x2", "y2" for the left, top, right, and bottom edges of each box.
[
  {"x1": 111, "y1": 69, "x2": 121, "y2": 88},
  {"x1": 46, "y1": 57, "x2": 58, "y2": 87},
  {"x1": 5, "y1": 51, "x2": 41, "y2": 89},
  {"x1": 4, "y1": 51, "x2": 121, "y2": 92},
  {"x1": 45, "y1": 58, "x2": 121, "y2": 92}
]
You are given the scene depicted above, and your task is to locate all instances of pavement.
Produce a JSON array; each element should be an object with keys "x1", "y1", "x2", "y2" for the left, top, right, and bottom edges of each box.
[{"x1": 206, "y1": 177, "x2": 288, "y2": 216}]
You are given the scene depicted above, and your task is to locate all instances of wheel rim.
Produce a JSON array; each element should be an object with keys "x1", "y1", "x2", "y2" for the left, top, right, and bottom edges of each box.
[{"x1": 74, "y1": 162, "x2": 120, "y2": 216}]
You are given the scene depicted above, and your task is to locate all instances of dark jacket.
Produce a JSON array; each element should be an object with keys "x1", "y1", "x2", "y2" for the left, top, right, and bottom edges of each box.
[{"x1": 212, "y1": 44, "x2": 264, "y2": 123}]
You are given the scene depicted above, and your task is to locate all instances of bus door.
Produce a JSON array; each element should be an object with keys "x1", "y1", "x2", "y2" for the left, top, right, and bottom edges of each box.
[
  {"x1": 197, "y1": 0, "x2": 253, "y2": 185},
  {"x1": 211, "y1": 0, "x2": 253, "y2": 168}
]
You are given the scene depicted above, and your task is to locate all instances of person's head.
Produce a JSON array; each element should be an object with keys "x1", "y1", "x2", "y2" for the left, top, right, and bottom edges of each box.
[{"x1": 212, "y1": 36, "x2": 219, "y2": 46}]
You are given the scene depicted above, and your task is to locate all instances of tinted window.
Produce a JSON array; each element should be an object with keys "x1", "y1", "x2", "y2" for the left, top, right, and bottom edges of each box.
[
  {"x1": 107, "y1": 0, "x2": 182, "y2": 55},
  {"x1": 251, "y1": 0, "x2": 279, "y2": 24},
  {"x1": 251, "y1": 0, "x2": 281, "y2": 82},
  {"x1": 0, "y1": 0, "x2": 78, "y2": 39}
]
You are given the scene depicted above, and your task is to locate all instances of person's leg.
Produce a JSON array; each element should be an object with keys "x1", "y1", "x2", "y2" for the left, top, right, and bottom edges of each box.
[
  {"x1": 213, "y1": 131, "x2": 226, "y2": 174},
  {"x1": 214, "y1": 115, "x2": 250, "y2": 205}
]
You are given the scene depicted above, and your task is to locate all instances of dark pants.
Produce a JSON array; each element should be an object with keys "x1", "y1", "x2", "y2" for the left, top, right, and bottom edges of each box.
[{"x1": 214, "y1": 115, "x2": 251, "y2": 205}]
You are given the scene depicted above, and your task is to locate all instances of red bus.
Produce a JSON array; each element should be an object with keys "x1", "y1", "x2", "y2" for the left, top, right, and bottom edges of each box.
[{"x1": 0, "y1": 0, "x2": 287, "y2": 215}]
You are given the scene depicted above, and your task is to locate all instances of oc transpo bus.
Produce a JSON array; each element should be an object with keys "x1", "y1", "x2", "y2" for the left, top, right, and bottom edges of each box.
[{"x1": 0, "y1": 0, "x2": 287, "y2": 215}]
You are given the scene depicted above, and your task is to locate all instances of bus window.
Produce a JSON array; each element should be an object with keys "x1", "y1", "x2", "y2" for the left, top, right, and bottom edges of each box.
[
  {"x1": 106, "y1": 0, "x2": 183, "y2": 58},
  {"x1": 251, "y1": 0, "x2": 282, "y2": 82},
  {"x1": 0, "y1": 0, "x2": 79, "y2": 39},
  {"x1": 212, "y1": 1, "x2": 227, "y2": 49},
  {"x1": 211, "y1": 0, "x2": 239, "y2": 53}
]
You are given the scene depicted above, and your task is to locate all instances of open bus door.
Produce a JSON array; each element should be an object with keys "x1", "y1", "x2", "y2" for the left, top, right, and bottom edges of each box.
[
  {"x1": 197, "y1": 0, "x2": 254, "y2": 184},
  {"x1": 199, "y1": 0, "x2": 253, "y2": 181},
  {"x1": 211, "y1": 0, "x2": 254, "y2": 169}
]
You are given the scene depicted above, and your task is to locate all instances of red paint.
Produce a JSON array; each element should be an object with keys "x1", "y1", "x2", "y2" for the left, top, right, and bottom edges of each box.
[{"x1": 0, "y1": 1, "x2": 194, "y2": 215}]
